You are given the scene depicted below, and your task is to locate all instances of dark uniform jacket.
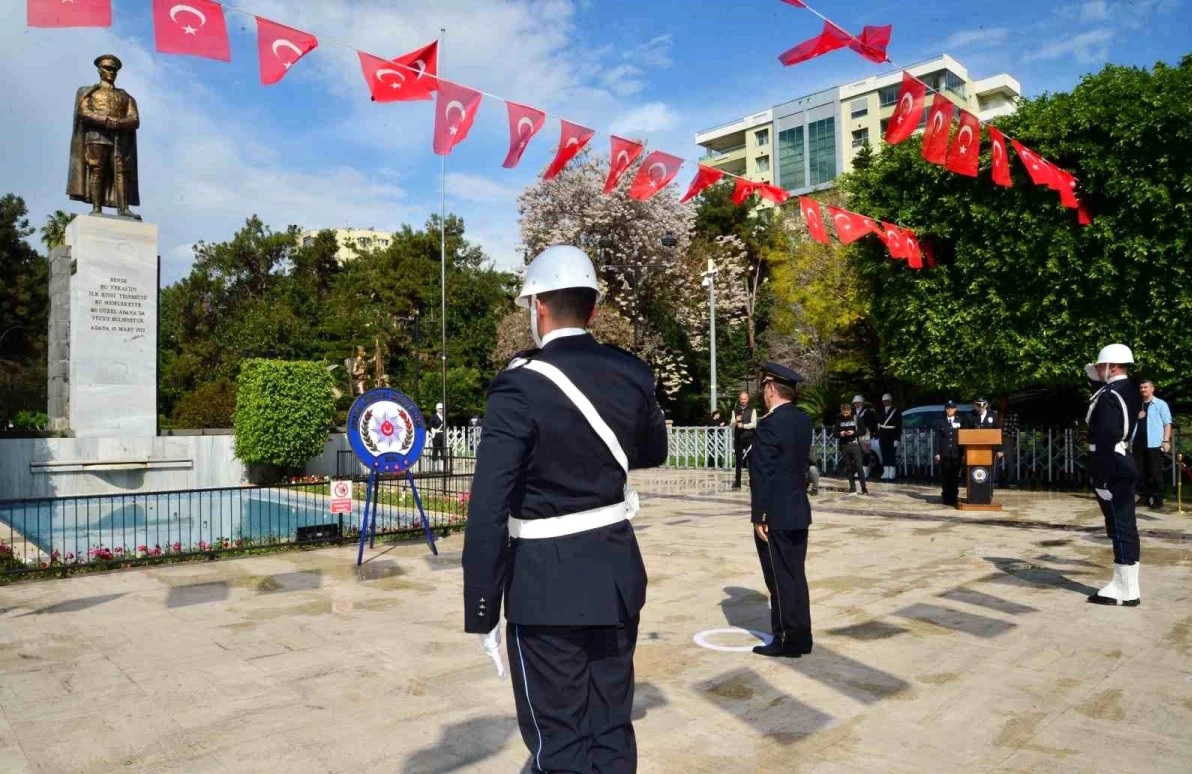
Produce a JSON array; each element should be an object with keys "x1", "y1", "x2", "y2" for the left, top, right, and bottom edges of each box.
[
  {"x1": 963, "y1": 410, "x2": 1000, "y2": 430},
  {"x1": 748, "y1": 403, "x2": 813, "y2": 530},
  {"x1": 877, "y1": 406, "x2": 902, "y2": 441},
  {"x1": 835, "y1": 416, "x2": 860, "y2": 447},
  {"x1": 935, "y1": 414, "x2": 964, "y2": 460},
  {"x1": 854, "y1": 407, "x2": 876, "y2": 439},
  {"x1": 1087, "y1": 376, "x2": 1141, "y2": 485},
  {"x1": 461, "y1": 332, "x2": 668, "y2": 634}
]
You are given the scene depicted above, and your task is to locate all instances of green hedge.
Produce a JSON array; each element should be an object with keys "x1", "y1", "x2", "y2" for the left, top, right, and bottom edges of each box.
[{"x1": 233, "y1": 359, "x2": 334, "y2": 470}]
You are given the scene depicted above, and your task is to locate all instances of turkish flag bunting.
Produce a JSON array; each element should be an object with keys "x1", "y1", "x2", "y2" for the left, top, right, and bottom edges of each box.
[
  {"x1": 680, "y1": 165, "x2": 725, "y2": 203},
  {"x1": 826, "y1": 206, "x2": 871, "y2": 244},
  {"x1": 879, "y1": 222, "x2": 908, "y2": 259},
  {"x1": 759, "y1": 184, "x2": 790, "y2": 204},
  {"x1": 359, "y1": 42, "x2": 438, "y2": 103},
  {"x1": 799, "y1": 197, "x2": 830, "y2": 244},
  {"x1": 256, "y1": 17, "x2": 318, "y2": 86},
  {"x1": 921, "y1": 93, "x2": 955, "y2": 166},
  {"x1": 543, "y1": 121, "x2": 595, "y2": 180},
  {"x1": 858, "y1": 214, "x2": 879, "y2": 236},
  {"x1": 604, "y1": 137, "x2": 645, "y2": 194},
  {"x1": 987, "y1": 126, "x2": 1012, "y2": 188},
  {"x1": 152, "y1": 0, "x2": 230, "y2": 62},
  {"x1": 432, "y1": 81, "x2": 482, "y2": 156},
  {"x1": 1011, "y1": 140, "x2": 1059, "y2": 187},
  {"x1": 884, "y1": 72, "x2": 926, "y2": 145},
  {"x1": 778, "y1": 21, "x2": 850, "y2": 66},
  {"x1": 904, "y1": 230, "x2": 924, "y2": 269},
  {"x1": 503, "y1": 102, "x2": 546, "y2": 169},
  {"x1": 1048, "y1": 166, "x2": 1080, "y2": 209},
  {"x1": 28, "y1": 0, "x2": 110, "y2": 27},
  {"x1": 731, "y1": 179, "x2": 763, "y2": 206},
  {"x1": 628, "y1": 151, "x2": 683, "y2": 201},
  {"x1": 944, "y1": 110, "x2": 981, "y2": 177},
  {"x1": 1078, "y1": 204, "x2": 1092, "y2": 226},
  {"x1": 780, "y1": 0, "x2": 807, "y2": 6},
  {"x1": 849, "y1": 25, "x2": 893, "y2": 63}
]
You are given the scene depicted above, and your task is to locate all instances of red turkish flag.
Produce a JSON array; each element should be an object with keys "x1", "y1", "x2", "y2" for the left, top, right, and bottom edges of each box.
[
  {"x1": 1011, "y1": 140, "x2": 1059, "y2": 187},
  {"x1": 944, "y1": 110, "x2": 981, "y2": 177},
  {"x1": 921, "y1": 93, "x2": 955, "y2": 166},
  {"x1": 255, "y1": 17, "x2": 318, "y2": 86},
  {"x1": 503, "y1": 102, "x2": 546, "y2": 169},
  {"x1": 1048, "y1": 166, "x2": 1080, "y2": 209},
  {"x1": 849, "y1": 25, "x2": 893, "y2": 63},
  {"x1": 904, "y1": 230, "x2": 924, "y2": 269},
  {"x1": 879, "y1": 222, "x2": 908, "y2": 259},
  {"x1": 604, "y1": 137, "x2": 645, "y2": 194},
  {"x1": 826, "y1": 206, "x2": 870, "y2": 244},
  {"x1": 628, "y1": 152, "x2": 683, "y2": 201},
  {"x1": 432, "y1": 81, "x2": 482, "y2": 156},
  {"x1": 1078, "y1": 204, "x2": 1092, "y2": 226},
  {"x1": 778, "y1": 21, "x2": 850, "y2": 66},
  {"x1": 27, "y1": 0, "x2": 110, "y2": 27},
  {"x1": 759, "y1": 184, "x2": 790, "y2": 204},
  {"x1": 731, "y1": 179, "x2": 762, "y2": 206},
  {"x1": 358, "y1": 42, "x2": 438, "y2": 103},
  {"x1": 543, "y1": 121, "x2": 595, "y2": 180},
  {"x1": 884, "y1": 72, "x2": 927, "y2": 145},
  {"x1": 780, "y1": 0, "x2": 807, "y2": 6},
  {"x1": 799, "y1": 197, "x2": 830, "y2": 244},
  {"x1": 680, "y1": 165, "x2": 725, "y2": 203},
  {"x1": 987, "y1": 126, "x2": 1012, "y2": 188},
  {"x1": 923, "y1": 241, "x2": 937, "y2": 268},
  {"x1": 152, "y1": 0, "x2": 230, "y2": 62},
  {"x1": 858, "y1": 214, "x2": 879, "y2": 237}
]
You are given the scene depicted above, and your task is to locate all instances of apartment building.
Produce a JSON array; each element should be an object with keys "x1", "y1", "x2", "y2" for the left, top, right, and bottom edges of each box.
[
  {"x1": 694, "y1": 55, "x2": 1022, "y2": 203},
  {"x1": 297, "y1": 228, "x2": 394, "y2": 263}
]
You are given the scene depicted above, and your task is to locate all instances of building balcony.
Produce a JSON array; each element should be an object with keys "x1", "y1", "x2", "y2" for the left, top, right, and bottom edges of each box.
[{"x1": 699, "y1": 144, "x2": 746, "y2": 164}]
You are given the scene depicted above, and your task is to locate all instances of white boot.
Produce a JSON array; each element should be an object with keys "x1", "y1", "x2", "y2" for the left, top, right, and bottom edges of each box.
[
  {"x1": 887, "y1": 466, "x2": 896, "y2": 480},
  {"x1": 1088, "y1": 564, "x2": 1126, "y2": 605},
  {"x1": 1122, "y1": 563, "x2": 1141, "y2": 606}
]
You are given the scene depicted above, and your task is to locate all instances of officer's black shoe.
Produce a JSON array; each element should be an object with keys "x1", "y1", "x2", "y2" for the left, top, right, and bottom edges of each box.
[{"x1": 752, "y1": 640, "x2": 810, "y2": 658}]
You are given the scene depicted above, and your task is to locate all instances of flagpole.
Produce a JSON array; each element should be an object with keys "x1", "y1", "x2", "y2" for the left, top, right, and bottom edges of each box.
[{"x1": 439, "y1": 26, "x2": 449, "y2": 447}]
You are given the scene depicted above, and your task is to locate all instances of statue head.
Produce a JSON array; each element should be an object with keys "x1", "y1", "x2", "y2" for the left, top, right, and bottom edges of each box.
[{"x1": 94, "y1": 54, "x2": 122, "y2": 84}]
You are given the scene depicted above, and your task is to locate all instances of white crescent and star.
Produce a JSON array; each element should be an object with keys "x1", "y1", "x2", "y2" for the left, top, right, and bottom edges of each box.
[
  {"x1": 516, "y1": 117, "x2": 534, "y2": 148},
  {"x1": 615, "y1": 150, "x2": 631, "y2": 171},
  {"x1": 375, "y1": 68, "x2": 406, "y2": 88},
  {"x1": 957, "y1": 126, "x2": 974, "y2": 155},
  {"x1": 412, "y1": 59, "x2": 427, "y2": 78},
  {"x1": 832, "y1": 213, "x2": 851, "y2": 231},
  {"x1": 445, "y1": 99, "x2": 467, "y2": 135},
  {"x1": 565, "y1": 137, "x2": 580, "y2": 149},
  {"x1": 930, "y1": 110, "x2": 944, "y2": 134},
  {"x1": 169, "y1": 4, "x2": 206, "y2": 36},
  {"x1": 895, "y1": 92, "x2": 914, "y2": 126},
  {"x1": 648, "y1": 162, "x2": 669, "y2": 187},
  {"x1": 271, "y1": 39, "x2": 303, "y2": 68}
]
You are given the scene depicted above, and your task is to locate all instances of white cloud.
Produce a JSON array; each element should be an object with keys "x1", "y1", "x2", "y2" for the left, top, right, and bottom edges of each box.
[
  {"x1": 608, "y1": 103, "x2": 680, "y2": 139},
  {"x1": 601, "y1": 64, "x2": 645, "y2": 97},
  {"x1": 943, "y1": 28, "x2": 1010, "y2": 50},
  {"x1": 1023, "y1": 29, "x2": 1114, "y2": 64},
  {"x1": 444, "y1": 172, "x2": 521, "y2": 204},
  {"x1": 1080, "y1": 0, "x2": 1110, "y2": 21}
]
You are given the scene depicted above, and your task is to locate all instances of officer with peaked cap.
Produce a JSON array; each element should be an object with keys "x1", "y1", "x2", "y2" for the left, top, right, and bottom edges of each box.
[
  {"x1": 1084, "y1": 343, "x2": 1143, "y2": 606},
  {"x1": 461, "y1": 244, "x2": 669, "y2": 771},
  {"x1": 428, "y1": 402, "x2": 446, "y2": 466},
  {"x1": 935, "y1": 400, "x2": 964, "y2": 506},
  {"x1": 748, "y1": 362, "x2": 815, "y2": 657}
]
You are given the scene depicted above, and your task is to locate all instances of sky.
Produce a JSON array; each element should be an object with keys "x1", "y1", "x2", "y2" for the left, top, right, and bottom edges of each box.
[{"x1": 3, "y1": 0, "x2": 1186, "y2": 286}]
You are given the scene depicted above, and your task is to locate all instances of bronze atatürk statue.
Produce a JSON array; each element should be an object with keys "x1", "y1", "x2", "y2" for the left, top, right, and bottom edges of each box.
[{"x1": 67, "y1": 54, "x2": 141, "y2": 219}]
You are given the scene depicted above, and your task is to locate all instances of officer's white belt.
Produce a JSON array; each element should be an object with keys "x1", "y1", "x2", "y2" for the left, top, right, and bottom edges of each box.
[
  {"x1": 1087, "y1": 442, "x2": 1129, "y2": 455},
  {"x1": 508, "y1": 501, "x2": 632, "y2": 539}
]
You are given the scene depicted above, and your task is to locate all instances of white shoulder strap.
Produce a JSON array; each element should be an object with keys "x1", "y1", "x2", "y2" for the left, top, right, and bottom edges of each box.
[{"x1": 522, "y1": 360, "x2": 629, "y2": 474}]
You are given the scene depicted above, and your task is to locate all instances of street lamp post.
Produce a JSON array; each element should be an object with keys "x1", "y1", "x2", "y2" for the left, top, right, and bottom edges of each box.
[
  {"x1": 702, "y1": 258, "x2": 717, "y2": 415},
  {"x1": 597, "y1": 233, "x2": 678, "y2": 349}
]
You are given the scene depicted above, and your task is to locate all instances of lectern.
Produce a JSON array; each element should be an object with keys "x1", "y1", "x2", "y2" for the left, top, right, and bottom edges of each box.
[{"x1": 957, "y1": 429, "x2": 1002, "y2": 511}]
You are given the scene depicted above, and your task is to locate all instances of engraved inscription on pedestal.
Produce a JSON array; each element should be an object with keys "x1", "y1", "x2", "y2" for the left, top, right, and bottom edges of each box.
[{"x1": 55, "y1": 216, "x2": 159, "y2": 438}]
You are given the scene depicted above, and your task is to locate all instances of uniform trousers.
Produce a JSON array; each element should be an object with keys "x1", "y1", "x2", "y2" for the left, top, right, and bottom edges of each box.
[
  {"x1": 939, "y1": 457, "x2": 962, "y2": 505},
  {"x1": 1133, "y1": 445, "x2": 1165, "y2": 505},
  {"x1": 840, "y1": 443, "x2": 867, "y2": 491},
  {"x1": 507, "y1": 615, "x2": 639, "y2": 774},
  {"x1": 879, "y1": 437, "x2": 897, "y2": 473},
  {"x1": 754, "y1": 528, "x2": 812, "y2": 651},
  {"x1": 734, "y1": 434, "x2": 752, "y2": 486},
  {"x1": 1094, "y1": 455, "x2": 1141, "y2": 564}
]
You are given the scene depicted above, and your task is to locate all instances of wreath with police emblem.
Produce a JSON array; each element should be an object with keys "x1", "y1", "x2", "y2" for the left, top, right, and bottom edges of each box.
[{"x1": 360, "y1": 403, "x2": 416, "y2": 456}]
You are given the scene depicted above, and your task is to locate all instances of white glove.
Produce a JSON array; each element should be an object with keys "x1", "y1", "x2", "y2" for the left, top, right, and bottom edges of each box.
[
  {"x1": 1094, "y1": 487, "x2": 1112, "y2": 502},
  {"x1": 481, "y1": 625, "x2": 507, "y2": 679},
  {"x1": 893, "y1": 440, "x2": 900, "y2": 448}
]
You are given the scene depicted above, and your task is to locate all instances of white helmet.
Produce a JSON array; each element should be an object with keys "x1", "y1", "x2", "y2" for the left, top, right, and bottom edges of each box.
[
  {"x1": 852, "y1": 395, "x2": 864, "y2": 403},
  {"x1": 515, "y1": 245, "x2": 601, "y2": 309},
  {"x1": 1094, "y1": 343, "x2": 1134, "y2": 364},
  {"x1": 882, "y1": 393, "x2": 892, "y2": 401}
]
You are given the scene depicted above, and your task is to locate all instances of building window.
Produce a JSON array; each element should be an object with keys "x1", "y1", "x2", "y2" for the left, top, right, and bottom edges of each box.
[
  {"x1": 879, "y1": 118, "x2": 890, "y2": 138},
  {"x1": 878, "y1": 85, "x2": 899, "y2": 107},
  {"x1": 851, "y1": 128, "x2": 869, "y2": 148},
  {"x1": 807, "y1": 117, "x2": 837, "y2": 186},
  {"x1": 945, "y1": 71, "x2": 966, "y2": 98},
  {"x1": 302, "y1": 237, "x2": 314, "y2": 247},
  {"x1": 777, "y1": 126, "x2": 805, "y2": 190},
  {"x1": 755, "y1": 128, "x2": 770, "y2": 147},
  {"x1": 755, "y1": 155, "x2": 771, "y2": 173},
  {"x1": 850, "y1": 99, "x2": 868, "y2": 119}
]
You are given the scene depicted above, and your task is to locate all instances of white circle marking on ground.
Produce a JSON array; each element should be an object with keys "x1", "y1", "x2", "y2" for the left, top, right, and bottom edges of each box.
[{"x1": 692, "y1": 627, "x2": 773, "y2": 652}]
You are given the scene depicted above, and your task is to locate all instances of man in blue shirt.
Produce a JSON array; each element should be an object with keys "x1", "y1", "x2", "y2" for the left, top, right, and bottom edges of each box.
[{"x1": 1133, "y1": 380, "x2": 1172, "y2": 509}]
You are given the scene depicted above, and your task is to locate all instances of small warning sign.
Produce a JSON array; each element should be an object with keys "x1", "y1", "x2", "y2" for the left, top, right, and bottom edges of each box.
[{"x1": 330, "y1": 480, "x2": 353, "y2": 514}]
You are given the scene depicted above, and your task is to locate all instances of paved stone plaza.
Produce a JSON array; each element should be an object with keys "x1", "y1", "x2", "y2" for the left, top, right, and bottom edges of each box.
[{"x1": 1, "y1": 471, "x2": 1190, "y2": 773}]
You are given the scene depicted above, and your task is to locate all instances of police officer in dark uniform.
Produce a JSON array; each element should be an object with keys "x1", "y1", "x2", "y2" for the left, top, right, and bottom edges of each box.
[
  {"x1": 876, "y1": 393, "x2": 902, "y2": 481},
  {"x1": 935, "y1": 400, "x2": 964, "y2": 506},
  {"x1": 462, "y1": 245, "x2": 669, "y2": 773},
  {"x1": 1083, "y1": 343, "x2": 1143, "y2": 606},
  {"x1": 748, "y1": 362, "x2": 814, "y2": 658}
]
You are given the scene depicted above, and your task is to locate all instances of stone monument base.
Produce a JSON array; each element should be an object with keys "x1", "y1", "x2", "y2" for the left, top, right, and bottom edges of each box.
[{"x1": 48, "y1": 215, "x2": 159, "y2": 438}]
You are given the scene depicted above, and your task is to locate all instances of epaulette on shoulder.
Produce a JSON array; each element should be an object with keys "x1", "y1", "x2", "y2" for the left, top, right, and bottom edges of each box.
[{"x1": 505, "y1": 347, "x2": 542, "y2": 371}]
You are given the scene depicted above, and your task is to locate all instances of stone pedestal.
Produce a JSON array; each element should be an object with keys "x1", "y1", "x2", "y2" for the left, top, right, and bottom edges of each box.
[{"x1": 48, "y1": 215, "x2": 159, "y2": 437}]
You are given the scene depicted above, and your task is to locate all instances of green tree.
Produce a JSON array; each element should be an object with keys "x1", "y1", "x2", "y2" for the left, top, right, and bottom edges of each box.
[
  {"x1": 0, "y1": 194, "x2": 48, "y2": 426},
  {"x1": 233, "y1": 359, "x2": 334, "y2": 478},
  {"x1": 840, "y1": 56, "x2": 1192, "y2": 402},
  {"x1": 40, "y1": 210, "x2": 75, "y2": 251}
]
